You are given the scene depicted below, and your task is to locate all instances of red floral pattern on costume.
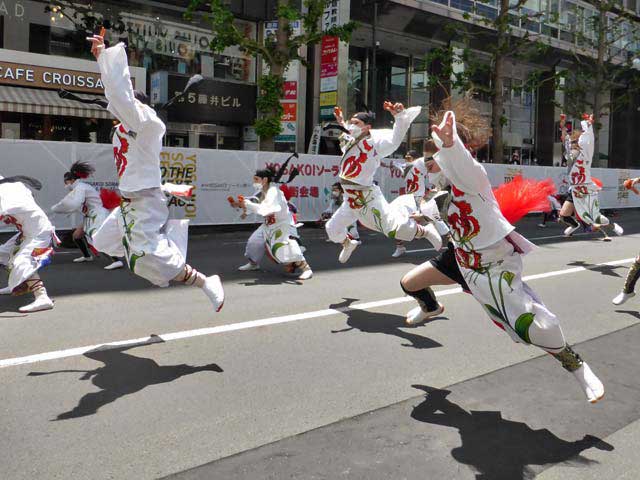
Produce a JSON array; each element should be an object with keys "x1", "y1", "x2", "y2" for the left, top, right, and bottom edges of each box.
[
  {"x1": 451, "y1": 185, "x2": 465, "y2": 197},
  {"x1": 340, "y1": 139, "x2": 373, "y2": 180},
  {"x1": 448, "y1": 200, "x2": 480, "y2": 243},
  {"x1": 265, "y1": 214, "x2": 276, "y2": 226},
  {"x1": 455, "y1": 248, "x2": 482, "y2": 270},
  {"x1": 448, "y1": 186, "x2": 483, "y2": 271},
  {"x1": 113, "y1": 126, "x2": 130, "y2": 178},
  {"x1": 0, "y1": 215, "x2": 22, "y2": 234},
  {"x1": 406, "y1": 171, "x2": 419, "y2": 194},
  {"x1": 571, "y1": 162, "x2": 586, "y2": 186},
  {"x1": 344, "y1": 189, "x2": 367, "y2": 210}
]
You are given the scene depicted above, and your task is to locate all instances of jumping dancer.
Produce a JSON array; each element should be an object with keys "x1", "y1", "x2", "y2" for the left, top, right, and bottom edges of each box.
[
  {"x1": 51, "y1": 161, "x2": 123, "y2": 270},
  {"x1": 230, "y1": 166, "x2": 313, "y2": 280},
  {"x1": 326, "y1": 103, "x2": 441, "y2": 263},
  {"x1": 388, "y1": 150, "x2": 431, "y2": 258},
  {"x1": 427, "y1": 103, "x2": 604, "y2": 403},
  {"x1": 87, "y1": 34, "x2": 224, "y2": 311},
  {"x1": 0, "y1": 176, "x2": 56, "y2": 312},
  {"x1": 558, "y1": 114, "x2": 622, "y2": 240}
]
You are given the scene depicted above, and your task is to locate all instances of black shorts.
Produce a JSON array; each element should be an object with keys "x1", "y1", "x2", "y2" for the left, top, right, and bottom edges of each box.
[
  {"x1": 564, "y1": 192, "x2": 574, "y2": 203},
  {"x1": 429, "y1": 242, "x2": 469, "y2": 291}
]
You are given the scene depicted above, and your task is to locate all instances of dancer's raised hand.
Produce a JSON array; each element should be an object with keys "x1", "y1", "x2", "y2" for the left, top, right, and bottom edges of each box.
[
  {"x1": 86, "y1": 34, "x2": 105, "y2": 60},
  {"x1": 431, "y1": 111, "x2": 455, "y2": 148},
  {"x1": 383, "y1": 101, "x2": 404, "y2": 116}
]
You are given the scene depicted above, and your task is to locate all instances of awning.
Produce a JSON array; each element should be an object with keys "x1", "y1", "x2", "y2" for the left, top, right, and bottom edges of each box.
[{"x1": 0, "y1": 86, "x2": 113, "y2": 120}]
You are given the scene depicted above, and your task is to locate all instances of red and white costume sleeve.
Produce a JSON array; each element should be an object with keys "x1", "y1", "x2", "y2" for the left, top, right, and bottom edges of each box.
[
  {"x1": 98, "y1": 43, "x2": 164, "y2": 193},
  {"x1": 568, "y1": 121, "x2": 606, "y2": 226},
  {"x1": 92, "y1": 43, "x2": 187, "y2": 287},
  {"x1": 433, "y1": 112, "x2": 567, "y2": 353},
  {"x1": 0, "y1": 180, "x2": 56, "y2": 294},
  {"x1": 326, "y1": 107, "x2": 436, "y2": 245},
  {"x1": 51, "y1": 180, "x2": 110, "y2": 241},
  {"x1": 243, "y1": 185, "x2": 306, "y2": 265}
]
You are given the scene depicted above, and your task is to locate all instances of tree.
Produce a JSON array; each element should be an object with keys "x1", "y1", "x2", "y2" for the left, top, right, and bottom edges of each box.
[
  {"x1": 186, "y1": 0, "x2": 356, "y2": 151},
  {"x1": 558, "y1": 0, "x2": 640, "y2": 165},
  {"x1": 424, "y1": 0, "x2": 558, "y2": 163}
]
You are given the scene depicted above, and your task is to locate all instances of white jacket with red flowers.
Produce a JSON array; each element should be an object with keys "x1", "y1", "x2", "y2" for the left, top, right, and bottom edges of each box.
[
  {"x1": 244, "y1": 185, "x2": 291, "y2": 227},
  {"x1": 97, "y1": 43, "x2": 164, "y2": 193},
  {"x1": 568, "y1": 120, "x2": 597, "y2": 195},
  {"x1": 339, "y1": 107, "x2": 421, "y2": 187},
  {"x1": 432, "y1": 113, "x2": 530, "y2": 269},
  {"x1": 394, "y1": 158, "x2": 429, "y2": 197}
]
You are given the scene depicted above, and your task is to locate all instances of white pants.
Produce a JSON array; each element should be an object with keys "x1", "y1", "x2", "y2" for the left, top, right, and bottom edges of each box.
[
  {"x1": 458, "y1": 238, "x2": 566, "y2": 353},
  {"x1": 94, "y1": 188, "x2": 188, "y2": 287},
  {"x1": 0, "y1": 231, "x2": 54, "y2": 294},
  {"x1": 326, "y1": 185, "x2": 418, "y2": 243},
  {"x1": 246, "y1": 222, "x2": 305, "y2": 264},
  {"x1": 572, "y1": 190, "x2": 608, "y2": 226}
]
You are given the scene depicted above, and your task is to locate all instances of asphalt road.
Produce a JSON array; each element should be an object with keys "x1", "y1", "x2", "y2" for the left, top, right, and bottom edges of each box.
[{"x1": 1, "y1": 212, "x2": 640, "y2": 480}]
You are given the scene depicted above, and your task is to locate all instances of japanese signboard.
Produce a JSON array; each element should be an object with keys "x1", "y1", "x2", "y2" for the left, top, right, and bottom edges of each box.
[
  {"x1": 319, "y1": 34, "x2": 339, "y2": 120},
  {"x1": 322, "y1": 0, "x2": 341, "y2": 31},
  {"x1": 166, "y1": 74, "x2": 257, "y2": 124},
  {"x1": 283, "y1": 81, "x2": 298, "y2": 100}
]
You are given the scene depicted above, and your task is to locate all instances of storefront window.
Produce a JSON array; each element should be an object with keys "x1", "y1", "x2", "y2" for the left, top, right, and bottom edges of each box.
[{"x1": 2, "y1": 1, "x2": 257, "y2": 84}]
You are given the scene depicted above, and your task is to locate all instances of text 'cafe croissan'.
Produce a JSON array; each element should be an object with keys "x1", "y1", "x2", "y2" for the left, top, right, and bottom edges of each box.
[{"x1": 0, "y1": 62, "x2": 105, "y2": 92}]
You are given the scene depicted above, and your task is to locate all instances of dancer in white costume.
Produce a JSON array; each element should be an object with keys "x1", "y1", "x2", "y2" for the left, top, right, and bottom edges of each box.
[
  {"x1": 613, "y1": 177, "x2": 640, "y2": 305},
  {"x1": 231, "y1": 167, "x2": 313, "y2": 280},
  {"x1": 388, "y1": 150, "x2": 427, "y2": 258},
  {"x1": 321, "y1": 183, "x2": 360, "y2": 243},
  {"x1": 51, "y1": 161, "x2": 123, "y2": 270},
  {"x1": 87, "y1": 34, "x2": 224, "y2": 311},
  {"x1": 0, "y1": 177, "x2": 56, "y2": 312},
  {"x1": 430, "y1": 107, "x2": 604, "y2": 403},
  {"x1": 326, "y1": 103, "x2": 441, "y2": 263},
  {"x1": 558, "y1": 114, "x2": 622, "y2": 239},
  {"x1": 389, "y1": 144, "x2": 451, "y2": 258}
]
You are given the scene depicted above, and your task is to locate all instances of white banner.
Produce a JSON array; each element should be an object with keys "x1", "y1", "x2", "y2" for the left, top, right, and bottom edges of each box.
[{"x1": 1, "y1": 139, "x2": 639, "y2": 232}]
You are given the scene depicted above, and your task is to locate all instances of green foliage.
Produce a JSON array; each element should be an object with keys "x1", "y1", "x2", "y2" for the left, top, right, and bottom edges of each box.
[
  {"x1": 558, "y1": 0, "x2": 640, "y2": 116},
  {"x1": 186, "y1": 0, "x2": 357, "y2": 147}
]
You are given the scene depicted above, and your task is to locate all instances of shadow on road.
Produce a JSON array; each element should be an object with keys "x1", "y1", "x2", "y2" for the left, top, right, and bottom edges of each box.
[
  {"x1": 27, "y1": 335, "x2": 223, "y2": 421},
  {"x1": 329, "y1": 298, "x2": 444, "y2": 349},
  {"x1": 410, "y1": 385, "x2": 613, "y2": 480},
  {"x1": 566, "y1": 260, "x2": 625, "y2": 278},
  {"x1": 615, "y1": 309, "x2": 640, "y2": 320}
]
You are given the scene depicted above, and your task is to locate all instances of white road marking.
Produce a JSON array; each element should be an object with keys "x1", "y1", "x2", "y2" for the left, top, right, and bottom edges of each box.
[{"x1": 0, "y1": 257, "x2": 634, "y2": 369}]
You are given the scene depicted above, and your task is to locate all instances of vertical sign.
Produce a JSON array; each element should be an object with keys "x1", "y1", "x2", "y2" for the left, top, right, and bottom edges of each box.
[
  {"x1": 265, "y1": 21, "x2": 302, "y2": 144},
  {"x1": 319, "y1": 1, "x2": 341, "y2": 121}
]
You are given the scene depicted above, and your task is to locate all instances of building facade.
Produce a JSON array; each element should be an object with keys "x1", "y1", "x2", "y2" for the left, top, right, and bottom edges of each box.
[
  {"x1": 1, "y1": 0, "x2": 638, "y2": 163},
  {"x1": 0, "y1": 0, "x2": 282, "y2": 150}
]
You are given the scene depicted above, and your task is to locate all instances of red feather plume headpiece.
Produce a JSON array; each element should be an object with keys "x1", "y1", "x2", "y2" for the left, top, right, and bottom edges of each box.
[{"x1": 493, "y1": 176, "x2": 557, "y2": 224}]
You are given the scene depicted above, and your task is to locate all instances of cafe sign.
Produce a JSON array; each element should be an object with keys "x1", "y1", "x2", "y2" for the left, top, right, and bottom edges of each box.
[{"x1": 0, "y1": 61, "x2": 105, "y2": 94}]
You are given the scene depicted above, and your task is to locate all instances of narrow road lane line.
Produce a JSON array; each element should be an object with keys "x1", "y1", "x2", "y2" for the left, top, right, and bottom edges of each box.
[{"x1": 0, "y1": 257, "x2": 634, "y2": 369}]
